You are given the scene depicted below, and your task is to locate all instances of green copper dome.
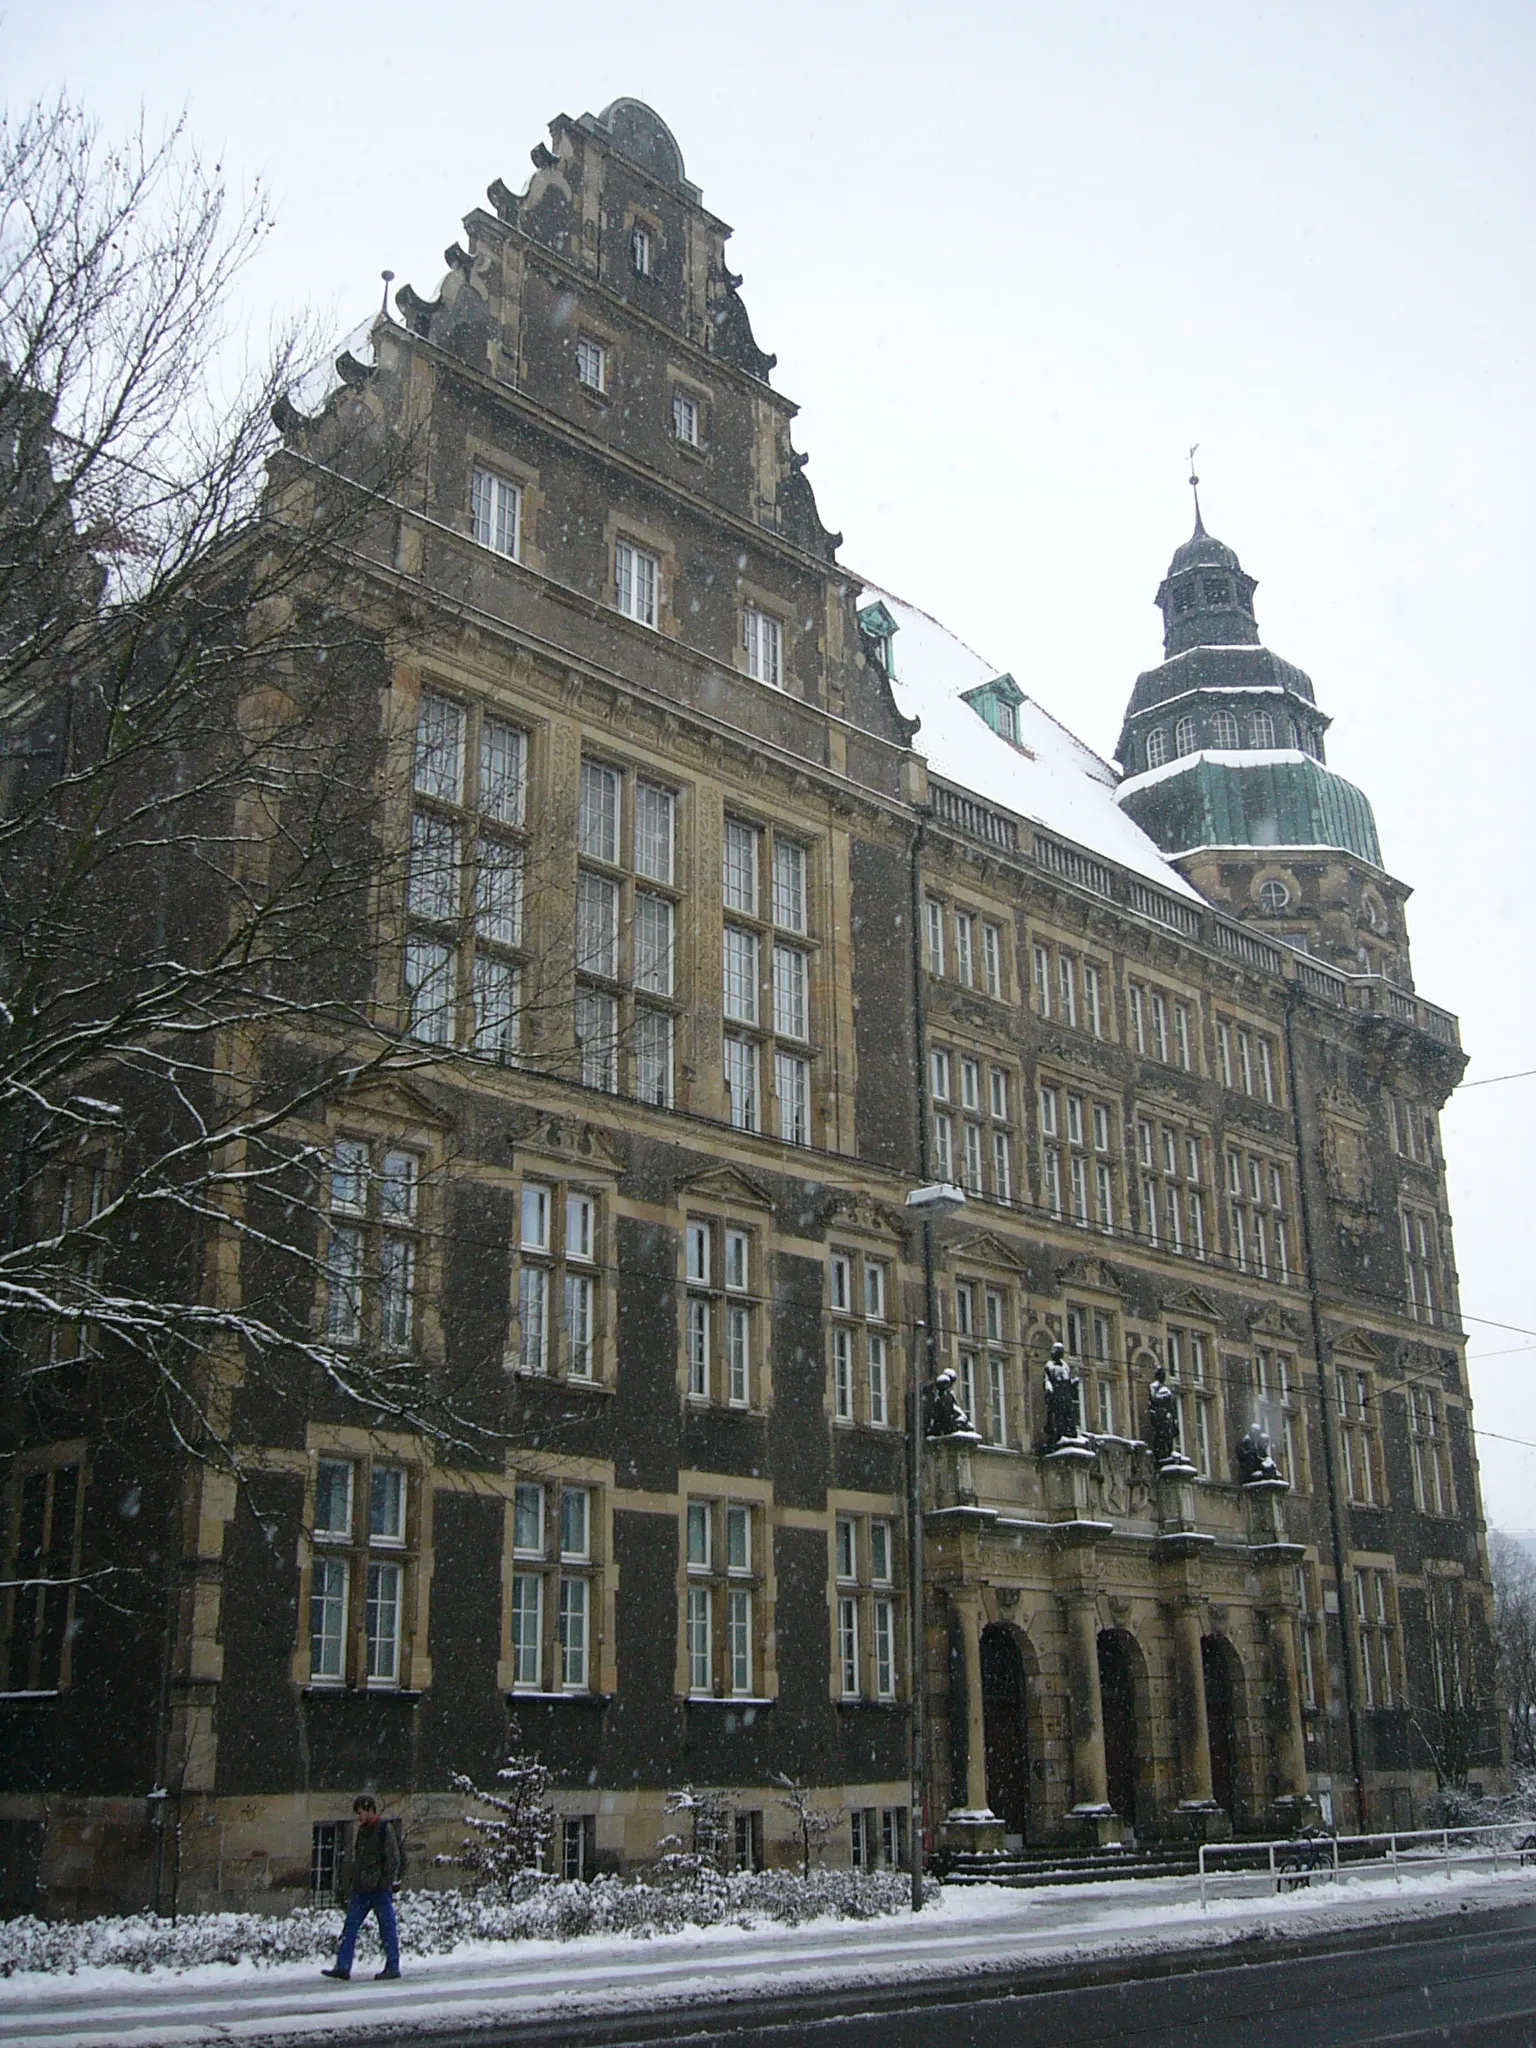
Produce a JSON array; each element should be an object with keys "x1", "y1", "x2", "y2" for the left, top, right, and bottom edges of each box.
[{"x1": 1119, "y1": 753, "x2": 1382, "y2": 866}]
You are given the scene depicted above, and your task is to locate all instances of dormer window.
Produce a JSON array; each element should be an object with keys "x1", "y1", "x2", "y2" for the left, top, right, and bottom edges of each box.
[
  {"x1": 856, "y1": 599, "x2": 898, "y2": 680},
  {"x1": 1204, "y1": 578, "x2": 1230, "y2": 603},
  {"x1": 960, "y1": 672, "x2": 1027, "y2": 751}
]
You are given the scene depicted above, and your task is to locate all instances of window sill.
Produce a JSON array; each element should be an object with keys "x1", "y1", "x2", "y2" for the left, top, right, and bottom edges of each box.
[
  {"x1": 577, "y1": 383, "x2": 612, "y2": 408},
  {"x1": 505, "y1": 1689, "x2": 611, "y2": 1707},
  {"x1": 511, "y1": 1367, "x2": 613, "y2": 1395},
  {"x1": 836, "y1": 1696, "x2": 908, "y2": 1712},
  {"x1": 0, "y1": 1689, "x2": 61, "y2": 1702},
  {"x1": 685, "y1": 1694, "x2": 775, "y2": 1707},
  {"x1": 303, "y1": 1685, "x2": 423, "y2": 1702}
]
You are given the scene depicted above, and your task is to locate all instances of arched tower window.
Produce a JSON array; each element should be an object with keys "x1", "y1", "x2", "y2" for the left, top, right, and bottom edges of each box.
[
  {"x1": 1251, "y1": 711, "x2": 1276, "y2": 748},
  {"x1": 1174, "y1": 716, "x2": 1198, "y2": 756},
  {"x1": 1212, "y1": 711, "x2": 1239, "y2": 749},
  {"x1": 1144, "y1": 728, "x2": 1168, "y2": 769}
]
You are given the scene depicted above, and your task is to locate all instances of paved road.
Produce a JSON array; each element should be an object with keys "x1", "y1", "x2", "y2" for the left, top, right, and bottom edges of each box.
[
  {"x1": 420, "y1": 1903, "x2": 1536, "y2": 2048},
  {"x1": 571, "y1": 1908, "x2": 1536, "y2": 2047}
]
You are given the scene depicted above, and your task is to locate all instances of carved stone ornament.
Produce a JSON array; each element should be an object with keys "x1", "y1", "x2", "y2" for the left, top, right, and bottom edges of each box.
[{"x1": 1057, "y1": 1255, "x2": 1123, "y2": 1297}]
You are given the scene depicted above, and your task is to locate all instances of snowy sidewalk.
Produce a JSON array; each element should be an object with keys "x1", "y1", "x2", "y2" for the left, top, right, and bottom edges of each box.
[{"x1": 5, "y1": 1864, "x2": 1536, "y2": 2047}]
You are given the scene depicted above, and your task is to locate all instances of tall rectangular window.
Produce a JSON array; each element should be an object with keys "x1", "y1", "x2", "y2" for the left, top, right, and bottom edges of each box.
[
  {"x1": 1058, "y1": 955, "x2": 1077, "y2": 1027},
  {"x1": 772, "y1": 944, "x2": 808, "y2": 1039},
  {"x1": 511, "y1": 1572, "x2": 542, "y2": 1687},
  {"x1": 413, "y1": 691, "x2": 464, "y2": 803},
  {"x1": 634, "y1": 1007, "x2": 673, "y2": 1109},
  {"x1": 724, "y1": 1034, "x2": 758, "y2": 1131},
  {"x1": 744, "y1": 606, "x2": 783, "y2": 688},
  {"x1": 772, "y1": 839, "x2": 807, "y2": 933},
  {"x1": 1083, "y1": 963, "x2": 1103, "y2": 1037},
  {"x1": 724, "y1": 820, "x2": 760, "y2": 914},
  {"x1": 687, "y1": 1585, "x2": 712, "y2": 1694},
  {"x1": 614, "y1": 540, "x2": 659, "y2": 627},
  {"x1": 365, "y1": 1561, "x2": 402, "y2": 1682},
  {"x1": 309, "y1": 1557, "x2": 348, "y2": 1681},
  {"x1": 559, "y1": 1577, "x2": 589, "y2": 1688},
  {"x1": 575, "y1": 333, "x2": 606, "y2": 390},
  {"x1": 982, "y1": 922, "x2": 1002, "y2": 998},
  {"x1": 635, "y1": 782, "x2": 674, "y2": 883},
  {"x1": 775, "y1": 1051, "x2": 809, "y2": 1145},
  {"x1": 470, "y1": 467, "x2": 520, "y2": 559},
  {"x1": 837, "y1": 1596, "x2": 860, "y2": 1697},
  {"x1": 925, "y1": 900, "x2": 945, "y2": 975}
]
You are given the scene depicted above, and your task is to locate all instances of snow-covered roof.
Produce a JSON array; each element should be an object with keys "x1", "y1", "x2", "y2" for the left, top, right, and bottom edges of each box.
[
  {"x1": 854, "y1": 580, "x2": 1203, "y2": 901},
  {"x1": 1118, "y1": 746, "x2": 1321, "y2": 797}
]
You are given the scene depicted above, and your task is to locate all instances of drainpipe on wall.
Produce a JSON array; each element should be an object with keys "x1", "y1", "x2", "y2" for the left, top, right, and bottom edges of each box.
[
  {"x1": 906, "y1": 807, "x2": 935, "y2": 1912},
  {"x1": 1283, "y1": 984, "x2": 1368, "y2": 1831}
]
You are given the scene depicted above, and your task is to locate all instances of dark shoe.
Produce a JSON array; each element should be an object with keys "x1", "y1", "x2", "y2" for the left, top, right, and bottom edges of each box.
[
  {"x1": 321, "y1": 1966, "x2": 351, "y2": 1980},
  {"x1": 375, "y1": 1965, "x2": 401, "y2": 1980}
]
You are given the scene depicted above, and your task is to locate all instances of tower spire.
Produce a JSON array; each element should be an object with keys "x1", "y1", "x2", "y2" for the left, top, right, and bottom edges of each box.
[{"x1": 1187, "y1": 444, "x2": 1204, "y2": 535}]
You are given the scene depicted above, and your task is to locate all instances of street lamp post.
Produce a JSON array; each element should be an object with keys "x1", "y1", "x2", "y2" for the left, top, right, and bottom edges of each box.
[{"x1": 904, "y1": 1179, "x2": 967, "y2": 1912}]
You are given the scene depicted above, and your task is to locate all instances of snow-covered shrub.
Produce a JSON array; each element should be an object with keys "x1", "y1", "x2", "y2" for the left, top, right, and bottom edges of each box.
[
  {"x1": 0, "y1": 1869, "x2": 937, "y2": 1977},
  {"x1": 434, "y1": 1734, "x2": 555, "y2": 1896}
]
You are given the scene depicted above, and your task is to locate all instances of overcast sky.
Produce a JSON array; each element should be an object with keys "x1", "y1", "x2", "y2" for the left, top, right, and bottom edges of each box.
[{"x1": 8, "y1": 0, "x2": 1533, "y2": 1524}]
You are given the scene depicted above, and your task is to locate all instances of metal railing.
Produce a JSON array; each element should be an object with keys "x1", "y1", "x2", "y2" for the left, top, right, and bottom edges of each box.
[{"x1": 1198, "y1": 1823, "x2": 1533, "y2": 1908}]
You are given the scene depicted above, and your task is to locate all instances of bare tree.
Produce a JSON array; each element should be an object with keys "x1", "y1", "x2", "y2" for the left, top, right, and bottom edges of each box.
[
  {"x1": 0, "y1": 97, "x2": 523, "y2": 1519},
  {"x1": 1490, "y1": 1533, "x2": 1536, "y2": 1771},
  {"x1": 773, "y1": 1774, "x2": 837, "y2": 1877}
]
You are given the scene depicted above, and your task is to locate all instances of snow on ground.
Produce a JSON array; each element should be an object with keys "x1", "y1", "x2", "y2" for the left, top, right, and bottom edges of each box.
[
  {"x1": 4, "y1": 1863, "x2": 1535, "y2": 2047},
  {"x1": 854, "y1": 578, "x2": 1204, "y2": 899}
]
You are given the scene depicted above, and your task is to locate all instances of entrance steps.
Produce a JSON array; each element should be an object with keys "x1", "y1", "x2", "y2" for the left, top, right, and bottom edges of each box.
[{"x1": 939, "y1": 1842, "x2": 1201, "y2": 1888}]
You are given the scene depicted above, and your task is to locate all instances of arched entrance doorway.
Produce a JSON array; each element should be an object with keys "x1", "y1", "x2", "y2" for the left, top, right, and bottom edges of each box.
[
  {"x1": 1097, "y1": 1629, "x2": 1139, "y2": 1833},
  {"x1": 981, "y1": 1625, "x2": 1030, "y2": 1841},
  {"x1": 1202, "y1": 1636, "x2": 1240, "y2": 1821}
]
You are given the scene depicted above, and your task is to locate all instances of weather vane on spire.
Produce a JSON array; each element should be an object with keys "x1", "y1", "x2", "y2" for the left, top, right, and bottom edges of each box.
[{"x1": 1187, "y1": 444, "x2": 1204, "y2": 532}]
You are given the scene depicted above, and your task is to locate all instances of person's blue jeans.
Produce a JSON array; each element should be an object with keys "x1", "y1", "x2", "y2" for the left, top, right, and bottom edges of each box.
[{"x1": 335, "y1": 1886, "x2": 399, "y2": 1973}]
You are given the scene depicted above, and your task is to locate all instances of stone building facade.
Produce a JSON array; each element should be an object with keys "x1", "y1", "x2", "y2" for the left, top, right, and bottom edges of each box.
[{"x1": 0, "y1": 97, "x2": 1496, "y2": 1914}]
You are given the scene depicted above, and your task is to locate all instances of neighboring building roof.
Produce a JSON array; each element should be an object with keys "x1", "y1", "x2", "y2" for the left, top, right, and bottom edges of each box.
[{"x1": 854, "y1": 578, "x2": 1204, "y2": 900}]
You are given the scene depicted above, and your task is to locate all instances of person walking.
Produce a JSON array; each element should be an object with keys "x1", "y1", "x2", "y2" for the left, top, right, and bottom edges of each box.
[{"x1": 321, "y1": 1794, "x2": 402, "y2": 1981}]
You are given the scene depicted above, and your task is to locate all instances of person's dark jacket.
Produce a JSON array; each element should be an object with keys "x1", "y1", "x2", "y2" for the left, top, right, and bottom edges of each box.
[{"x1": 344, "y1": 1817, "x2": 401, "y2": 1894}]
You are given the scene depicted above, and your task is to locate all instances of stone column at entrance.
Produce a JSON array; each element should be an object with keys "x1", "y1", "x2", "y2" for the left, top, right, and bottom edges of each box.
[
  {"x1": 950, "y1": 1586, "x2": 990, "y2": 1814},
  {"x1": 1171, "y1": 1601, "x2": 1215, "y2": 1808},
  {"x1": 1064, "y1": 1595, "x2": 1109, "y2": 1810},
  {"x1": 1266, "y1": 1605, "x2": 1308, "y2": 1804}
]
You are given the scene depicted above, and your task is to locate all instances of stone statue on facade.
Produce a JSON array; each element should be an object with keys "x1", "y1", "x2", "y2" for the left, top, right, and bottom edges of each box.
[
  {"x1": 1043, "y1": 1341, "x2": 1083, "y2": 1448},
  {"x1": 1147, "y1": 1366, "x2": 1182, "y2": 1467},
  {"x1": 927, "y1": 1367, "x2": 971, "y2": 1438},
  {"x1": 1236, "y1": 1420, "x2": 1281, "y2": 1484}
]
